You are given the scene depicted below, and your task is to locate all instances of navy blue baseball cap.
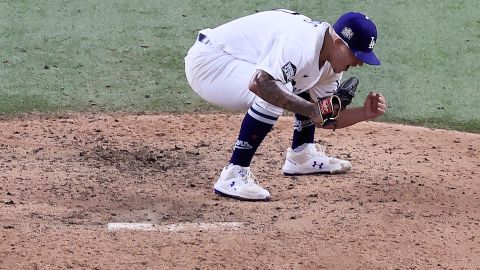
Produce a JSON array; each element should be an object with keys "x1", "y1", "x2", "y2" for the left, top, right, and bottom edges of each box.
[{"x1": 333, "y1": 12, "x2": 380, "y2": 65}]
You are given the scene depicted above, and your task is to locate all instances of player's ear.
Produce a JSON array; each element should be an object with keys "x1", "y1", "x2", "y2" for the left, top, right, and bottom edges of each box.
[
  {"x1": 333, "y1": 37, "x2": 345, "y2": 47},
  {"x1": 334, "y1": 38, "x2": 350, "y2": 54}
]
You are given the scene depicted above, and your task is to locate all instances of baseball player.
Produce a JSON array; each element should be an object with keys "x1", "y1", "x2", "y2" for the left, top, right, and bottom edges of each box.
[{"x1": 184, "y1": 9, "x2": 387, "y2": 201}]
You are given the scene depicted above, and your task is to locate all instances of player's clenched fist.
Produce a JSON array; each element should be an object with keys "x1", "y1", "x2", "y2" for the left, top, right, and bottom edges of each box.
[{"x1": 363, "y1": 92, "x2": 387, "y2": 120}]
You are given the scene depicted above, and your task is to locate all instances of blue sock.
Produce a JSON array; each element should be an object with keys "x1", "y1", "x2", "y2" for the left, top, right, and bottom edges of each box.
[
  {"x1": 230, "y1": 104, "x2": 277, "y2": 167},
  {"x1": 292, "y1": 92, "x2": 315, "y2": 150}
]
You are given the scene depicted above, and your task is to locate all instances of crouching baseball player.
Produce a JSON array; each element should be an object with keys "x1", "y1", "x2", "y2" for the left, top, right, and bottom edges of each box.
[{"x1": 184, "y1": 9, "x2": 387, "y2": 201}]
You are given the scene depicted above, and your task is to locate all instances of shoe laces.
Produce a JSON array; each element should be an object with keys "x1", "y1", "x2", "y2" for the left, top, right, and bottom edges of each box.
[
  {"x1": 239, "y1": 168, "x2": 260, "y2": 186},
  {"x1": 311, "y1": 144, "x2": 343, "y2": 164},
  {"x1": 311, "y1": 144, "x2": 342, "y2": 164},
  {"x1": 311, "y1": 144, "x2": 327, "y2": 157}
]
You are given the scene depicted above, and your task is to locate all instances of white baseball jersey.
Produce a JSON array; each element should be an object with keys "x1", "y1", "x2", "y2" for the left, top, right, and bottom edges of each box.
[{"x1": 199, "y1": 9, "x2": 342, "y2": 97}]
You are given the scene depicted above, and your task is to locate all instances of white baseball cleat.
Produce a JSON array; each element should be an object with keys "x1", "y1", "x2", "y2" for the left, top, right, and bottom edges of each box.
[
  {"x1": 213, "y1": 164, "x2": 271, "y2": 201},
  {"x1": 282, "y1": 143, "x2": 352, "y2": 175}
]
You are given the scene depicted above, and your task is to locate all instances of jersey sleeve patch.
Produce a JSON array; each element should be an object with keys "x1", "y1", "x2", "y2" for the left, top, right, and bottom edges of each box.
[{"x1": 281, "y1": 61, "x2": 297, "y2": 83}]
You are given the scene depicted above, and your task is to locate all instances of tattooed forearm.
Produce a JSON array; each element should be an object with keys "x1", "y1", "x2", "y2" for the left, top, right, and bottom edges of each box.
[{"x1": 248, "y1": 70, "x2": 317, "y2": 119}]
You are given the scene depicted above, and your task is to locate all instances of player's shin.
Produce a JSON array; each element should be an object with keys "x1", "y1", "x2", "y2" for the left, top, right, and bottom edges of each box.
[
  {"x1": 291, "y1": 91, "x2": 315, "y2": 150},
  {"x1": 229, "y1": 107, "x2": 277, "y2": 167}
]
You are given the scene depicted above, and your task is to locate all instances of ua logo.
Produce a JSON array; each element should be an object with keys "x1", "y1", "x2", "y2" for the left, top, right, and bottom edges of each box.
[
  {"x1": 312, "y1": 161, "x2": 323, "y2": 169},
  {"x1": 294, "y1": 119, "x2": 303, "y2": 132},
  {"x1": 294, "y1": 119, "x2": 314, "y2": 132},
  {"x1": 368, "y1": 37, "x2": 376, "y2": 49}
]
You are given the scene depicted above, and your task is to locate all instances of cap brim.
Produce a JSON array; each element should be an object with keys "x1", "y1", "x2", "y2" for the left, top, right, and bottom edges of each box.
[{"x1": 354, "y1": 51, "x2": 381, "y2": 65}]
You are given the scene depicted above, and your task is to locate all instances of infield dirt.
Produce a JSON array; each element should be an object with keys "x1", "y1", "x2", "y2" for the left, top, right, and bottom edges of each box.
[{"x1": 1, "y1": 113, "x2": 479, "y2": 269}]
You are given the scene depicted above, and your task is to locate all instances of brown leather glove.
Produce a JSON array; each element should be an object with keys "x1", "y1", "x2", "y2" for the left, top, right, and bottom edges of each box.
[{"x1": 311, "y1": 95, "x2": 342, "y2": 128}]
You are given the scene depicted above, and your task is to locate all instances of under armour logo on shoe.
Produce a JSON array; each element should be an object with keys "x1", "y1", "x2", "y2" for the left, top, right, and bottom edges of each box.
[
  {"x1": 230, "y1": 181, "x2": 235, "y2": 187},
  {"x1": 312, "y1": 161, "x2": 323, "y2": 169}
]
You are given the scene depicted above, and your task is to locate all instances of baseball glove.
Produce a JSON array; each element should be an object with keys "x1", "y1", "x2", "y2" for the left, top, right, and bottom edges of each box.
[
  {"x1": 335, "y1": 77, "x2": 359, "y2": 109},
  {"x1": 315, "y1": 95, "x2": 341, "y2": 127}
]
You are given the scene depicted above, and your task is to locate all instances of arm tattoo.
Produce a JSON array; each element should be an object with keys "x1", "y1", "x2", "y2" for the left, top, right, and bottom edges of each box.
[{"x1": 249, "y1": 70, "x2": 315, "y2": 118}]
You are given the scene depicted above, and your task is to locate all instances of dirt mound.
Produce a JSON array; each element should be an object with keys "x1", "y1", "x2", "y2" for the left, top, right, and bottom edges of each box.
[{"x1": 1, "y1": 112, "x2": 479, "y2": 269}]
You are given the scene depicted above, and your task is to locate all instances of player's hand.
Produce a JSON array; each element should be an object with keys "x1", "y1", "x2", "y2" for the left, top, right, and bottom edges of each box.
[{"x1": 363, "y1": 92, "x2": 387, "y2": 120}]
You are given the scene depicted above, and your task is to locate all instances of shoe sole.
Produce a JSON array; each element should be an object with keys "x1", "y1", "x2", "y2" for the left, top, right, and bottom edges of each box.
[
  {"x1": 282, "y1": 163, "x2": 351, "y2": 176},
  {"x1": 214, "y1": 189, "x2": 270, "y2": 202},
  {"x1": 283, "y1": 171, "x2": 336, "y2": 176}
]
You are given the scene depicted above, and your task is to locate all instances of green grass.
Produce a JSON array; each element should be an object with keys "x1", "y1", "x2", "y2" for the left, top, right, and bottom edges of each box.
[
  {"x1": 0, "y1": 0, "x2": 479, "y2": 132},
  {"x1": 342, "y1": 0, "x2": 480, "y2": 132}
]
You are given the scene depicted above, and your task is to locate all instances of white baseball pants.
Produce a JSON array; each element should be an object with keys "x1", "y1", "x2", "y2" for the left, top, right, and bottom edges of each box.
[{"x1": 184, "y1": 39, "x2": 284, "y2": 121}]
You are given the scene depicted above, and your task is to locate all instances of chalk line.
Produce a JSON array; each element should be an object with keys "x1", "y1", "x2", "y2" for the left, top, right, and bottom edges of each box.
[{"x1": 107, "y1": 221, "x2": 244, "y2": 232}]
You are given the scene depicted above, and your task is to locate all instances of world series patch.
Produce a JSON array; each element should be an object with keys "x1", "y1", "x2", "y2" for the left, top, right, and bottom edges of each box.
[{"x1": 281, "y1": 61, "x2": 297, "y2": 83}]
